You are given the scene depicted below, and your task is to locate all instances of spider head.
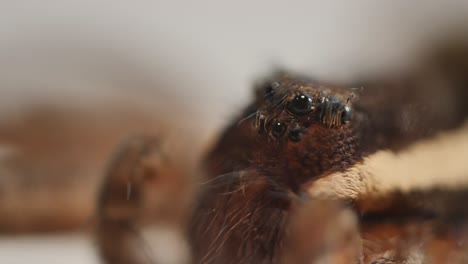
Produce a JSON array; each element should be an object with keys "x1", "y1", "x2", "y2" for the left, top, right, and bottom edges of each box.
[{"x1": 252, "y1": 76, "x2": 361, "y2": 188}]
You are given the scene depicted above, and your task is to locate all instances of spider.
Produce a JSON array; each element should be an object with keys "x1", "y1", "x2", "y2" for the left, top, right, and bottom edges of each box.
[
  {"x1": 189, "y1": 73, "x2": 468, "y2": 264},
  {"x1": 96, "y1": 41, "x2": 468, "y2": 264}
]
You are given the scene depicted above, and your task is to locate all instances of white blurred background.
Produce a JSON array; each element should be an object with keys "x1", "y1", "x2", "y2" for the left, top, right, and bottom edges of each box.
[
  {"x1": 1, "y1": 1, "x2": 468, "y2": 263},
  {"x1": 3, "y1": 1, "x2": 468, "y2": 139}
]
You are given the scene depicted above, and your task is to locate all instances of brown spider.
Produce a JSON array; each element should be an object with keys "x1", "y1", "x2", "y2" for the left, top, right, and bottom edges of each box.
[
  {"x1": 96, "y1": 41, "x2": 468, "y2": 264},
  {"x1": 189, "y1": 71, "x2": 468, "y2": 264}
]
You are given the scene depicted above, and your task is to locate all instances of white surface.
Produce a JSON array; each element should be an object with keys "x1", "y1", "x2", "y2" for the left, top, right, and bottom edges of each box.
[
  {"x1": 0, "y1": 228, "x2": 189, "y2": 264},
  {"x1": 141, "y1": 226, "x2": 189, "y2": 264},
  {"x1": 0, "y1": 234, "x2": 99, "y2": 264}
]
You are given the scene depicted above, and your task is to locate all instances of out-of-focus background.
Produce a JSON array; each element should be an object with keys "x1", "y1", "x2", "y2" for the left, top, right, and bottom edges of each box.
[{"x1": 1, "y1": 1, "x2": 468, "y2": 263}]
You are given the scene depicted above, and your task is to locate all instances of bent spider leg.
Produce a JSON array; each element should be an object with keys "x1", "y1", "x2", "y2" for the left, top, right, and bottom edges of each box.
[
  {"x1": 95, "y1": 135, "x2": 187, "y2": 264},
  {"x1": 189, "y1": 169, "x2": 295, "y2": 264}
]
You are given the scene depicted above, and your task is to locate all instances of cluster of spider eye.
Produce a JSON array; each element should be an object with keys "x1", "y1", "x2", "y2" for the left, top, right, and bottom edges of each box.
[{"x1": 256, "y1": 81, "x2": 354, "y2": 144}]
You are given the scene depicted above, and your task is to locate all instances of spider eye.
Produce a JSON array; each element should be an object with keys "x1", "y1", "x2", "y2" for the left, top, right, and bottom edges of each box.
[
  {"x1": 341, "y1": 105, "x2": 352, "y2": 123},
  {"x1": 271, "y1": 122, "x2": 286, "y2": 138},
  {"x1": 288, "y1": 128, "x2": 302, "y2": 142},
  {"x1": 289, "y1": 94, "x2": 313, "y2": 115},
  {"x1": 264, "y1": 82, "x2": 280, "y2": 96}
]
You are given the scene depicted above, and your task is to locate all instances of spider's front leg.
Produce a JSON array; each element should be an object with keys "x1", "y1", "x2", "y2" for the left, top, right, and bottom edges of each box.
[
  {"x1": 96, "y1": 136, "x2": 190, "y2": 264},
  {"x1": 189, "y1": 169, "x2": 363, "y2": 264},
  {"x1": 189, "y1": 170, "x2": 292, "y2": 264}
]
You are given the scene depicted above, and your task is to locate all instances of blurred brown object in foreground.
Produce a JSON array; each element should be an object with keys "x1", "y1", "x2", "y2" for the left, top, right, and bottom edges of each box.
[
  {"x1": 0, "y1": 105, "x2": 175, "y2": 233},
  {"x1": 96, "y1": 136, "x2": 191, "y2": 264},
  {"x1": 279, "y1": 201, "x2": 361, "y2": 264}
]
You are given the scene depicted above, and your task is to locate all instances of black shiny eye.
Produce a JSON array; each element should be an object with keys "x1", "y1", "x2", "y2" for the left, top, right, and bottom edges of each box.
[
  {"x1": 271, "y1": 122, "x2": 286, "y2": 138},
  {"x1": 289, "y1": 94, "x2": 313, "y2": 115},
  {"x1": 288, "y1": 128, "x2": 302, "y2": 142},
  {"x1": 341, "y1": 105, "x2": 352, "y2": 123}
]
